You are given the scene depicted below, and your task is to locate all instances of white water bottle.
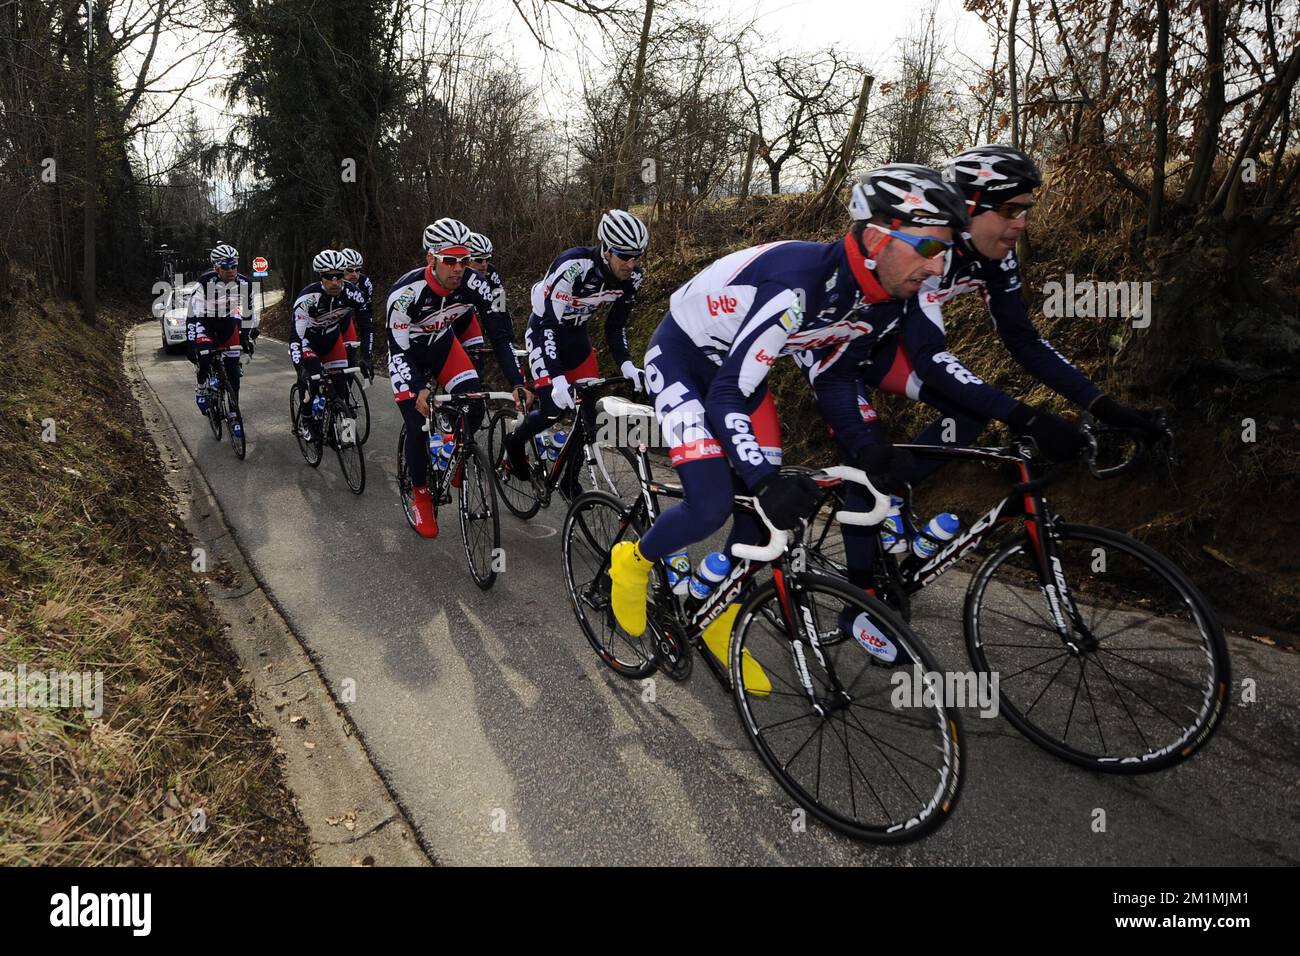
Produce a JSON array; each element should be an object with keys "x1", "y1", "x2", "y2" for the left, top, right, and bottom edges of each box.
[
  {"x1": 428, "y1": 432, "x2": 445, "y2": 467},
  {"x1": 437, "y1": 433, "x2": 456, "y2": 469},
  {"x1": 664, "y1": 550, "x2": 692, "y2": 596}
]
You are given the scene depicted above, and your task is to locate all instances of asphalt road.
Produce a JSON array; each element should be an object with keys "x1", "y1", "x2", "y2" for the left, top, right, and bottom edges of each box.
[{"x1": 131, "y1": 324, "x2": 1300, "y2": 866}]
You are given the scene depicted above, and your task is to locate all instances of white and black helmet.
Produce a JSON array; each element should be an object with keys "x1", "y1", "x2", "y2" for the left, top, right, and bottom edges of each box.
[
  {"x1": 467, "y1": 232, "x2": 493, "y2": 260},
  {"x1": 423, "y1": 218, "x2": 473, "y2": 253},
  {"x1": 848, "y1": 164, "x2": 969, "y2": 230},
  {"x1": 942, "y1": 145, "x2": 1042, "y2": 200},
  {"x1": 312, "y1": 249, "x2": 347, "y2": 274},
  {"x1": 597, "y1": 209, "x2": 649, "y2": 256},
  {"x1": 210, "y1": 243, "x2": 239, "y2": 265},
  {"x1": 340, "y1": 248, "x2": 364, "y2": 269}
]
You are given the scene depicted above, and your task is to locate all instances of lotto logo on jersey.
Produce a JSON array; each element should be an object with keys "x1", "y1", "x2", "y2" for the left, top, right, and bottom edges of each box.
[
  {"x1": 723, "y1": 412, "x2": 764, "y2": 467},
  {"x1": 706, "y1": 294, "x2": 739, "y2": 316},
  {"x1": 857, "y1": 396, "x2": 878, "y2": 423},
  {"x1": 391, "y1": 322, "x2": 409, "y2": 331},
  {"x1": 753, "y1": 349, "x2": 778, "y2": 367}
]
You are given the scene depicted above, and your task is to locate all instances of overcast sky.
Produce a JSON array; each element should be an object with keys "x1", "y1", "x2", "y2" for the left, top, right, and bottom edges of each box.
[{"x1": 128, "y1": 0, "x2": 991, "y2": 173}]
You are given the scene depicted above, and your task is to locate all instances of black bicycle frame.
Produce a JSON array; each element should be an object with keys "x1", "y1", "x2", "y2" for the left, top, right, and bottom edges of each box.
[{"x1": 880, "y1": 443, "x2": 1085, "y2": 648}]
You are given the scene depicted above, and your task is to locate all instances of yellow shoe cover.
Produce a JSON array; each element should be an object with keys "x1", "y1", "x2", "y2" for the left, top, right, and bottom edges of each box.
[
  {"x1": 609, "y1": 540, "x2": 652, "y2": 637},
  {"x1": 701, "y1": 605, "x2": 771, "y2": 696}
]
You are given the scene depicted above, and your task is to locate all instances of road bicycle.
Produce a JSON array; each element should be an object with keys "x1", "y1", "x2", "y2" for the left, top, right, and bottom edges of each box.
[
  {"x1": 561, "y1": 453, "x2": 964, "y2": 843},
  {"x1": 289, "y1": 366, "x2": 366, "y2": 494},
  {"x1": 487, "y1": 377, "x2": 643, "y2": 520},
  {"x1": 805, "y1": 420, "x2": 1230, "y2": 774},
  {"x1": 397, "y1": 390, "x2": 509, "y2": 590},
  {"x1": 195, "y1": 347, "x2": 246, "y2": 460}
]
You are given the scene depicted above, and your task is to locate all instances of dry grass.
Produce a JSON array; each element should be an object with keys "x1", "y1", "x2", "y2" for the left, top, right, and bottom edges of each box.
[{"x1": 0, "y1": 277, "x2": 312, "y2": 865}]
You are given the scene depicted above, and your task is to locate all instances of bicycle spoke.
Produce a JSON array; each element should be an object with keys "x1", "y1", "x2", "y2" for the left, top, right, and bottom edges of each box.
[{"x1": 1098, "y1": 646, "x2": 1207, "y2": 692}]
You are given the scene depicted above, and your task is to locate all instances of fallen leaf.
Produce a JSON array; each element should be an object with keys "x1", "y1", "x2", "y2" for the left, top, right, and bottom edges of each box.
[{"x1": 303, "y1": 741, "x2": 316, "y2": 750}]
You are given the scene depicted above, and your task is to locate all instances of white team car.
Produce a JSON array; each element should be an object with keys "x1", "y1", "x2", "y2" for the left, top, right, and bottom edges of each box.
[{"x1": 157, "y1": 281, "x2": 200, "y2": 353}]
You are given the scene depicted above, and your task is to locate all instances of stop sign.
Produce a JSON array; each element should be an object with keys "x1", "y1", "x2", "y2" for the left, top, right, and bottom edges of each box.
[{"x1": 252, "y1": 256, "x2": 269, "y2": 272}]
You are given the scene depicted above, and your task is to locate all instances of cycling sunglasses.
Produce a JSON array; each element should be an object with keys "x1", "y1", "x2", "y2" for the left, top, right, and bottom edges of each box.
[
  {"x1": 609, "y1": 248, "x2": 645, "y2": 262},
  {"x1": 319, "y1": 271, "x2": 345, "y2": 280},
  {"x1": 976, "y1": 200, "x2": 1035, "y2": 220},
  {"x1": 215, "y1": 258, "x2": 239, "y2": 269},
  {"x1": 344, "y1": 266, "x2": 361, "y2": 273},
  {"x1": 867, "y1": 224, "x2": 953, "y2": 258},
  {"x1": 436, "y1": 254, "x2": 472, "y2": 265}
]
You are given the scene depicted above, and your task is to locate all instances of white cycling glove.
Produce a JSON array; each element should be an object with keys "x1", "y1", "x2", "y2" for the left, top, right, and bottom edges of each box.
[
  {"x1": 620, "y1": 360, "x2": 646, "y2": 393},
  {"x1": 549, "y1": 374, "x2": 574, "y2": 411}
]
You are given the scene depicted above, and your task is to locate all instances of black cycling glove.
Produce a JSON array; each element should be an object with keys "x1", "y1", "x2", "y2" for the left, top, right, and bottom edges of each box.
[
  {"x1": 852, "y1": 444, "x2": 915, "y2": 497},
  {"x1": 753, "y1": 472, "x2": 822, "y2": 531},
  {"x1": 1007, "y1": 403, "x2": 1088, "y2": 461},
  {"x1": 1090, "y1": 395, "x2": 1165, "y2": 440}
]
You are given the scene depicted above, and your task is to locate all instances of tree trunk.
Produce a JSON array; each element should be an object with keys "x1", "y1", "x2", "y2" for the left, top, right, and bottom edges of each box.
[
  {"x1": 739, "y1": 133, "x2": 758, "y2": 198},
  {"x1": 612, "y1": 0, "x2": 655, "y2": 207},
  {"x1": 1147, "y1": 0, "x2": 1169, "y2": 238},
  {"x1": 82, "y1": 0, "x2": 96, "y2": 326},
  {"x1": 807, "y1": 74, "x2": 873, "y2": 222},
  {"x1": 1008, "y1": 0, "x2": 1020, "y2": 148}
]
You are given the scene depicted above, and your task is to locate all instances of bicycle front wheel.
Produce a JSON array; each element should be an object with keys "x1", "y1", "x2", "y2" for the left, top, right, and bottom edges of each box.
[
  {"x1": 333, "y1": 406, "x2": 366, "y2": 495},
  {"x1": 965, "y1": 523, "x2": 1229, "y2": 772},
  {"x1": 458, "y1": 443, "x2": 500, "y2": 590},
  {"x1": 207, "y1": 388, "x2": 224, "y2": 441},
  {"x1": 346, "y1": 373, "x2": 372, "y2": 445},
  {"x1": 487, "y1": 408, "x2": 543, "y2": 520},
  {"x1": 561, "y1": 491, "x2": 658, "y2": 678},
  {"x1": 290, "y1": 384, "x2": 323, "y2": 467},
  {"x1": 731, "y1": 573, "x2": 963, "y2": 843}
]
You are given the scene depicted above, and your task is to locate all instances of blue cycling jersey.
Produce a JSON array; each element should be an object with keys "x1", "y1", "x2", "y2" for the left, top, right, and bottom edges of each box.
[{"x1": 914, "y1": 239, "x2": 1100, "y2": 407}]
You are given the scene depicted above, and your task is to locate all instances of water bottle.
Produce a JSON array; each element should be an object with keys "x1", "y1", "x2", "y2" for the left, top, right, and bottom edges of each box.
[
  {"x1": 688, "y1": 551, "x2": 731, "y2": 602},
  {"x1": 551, "y1": 429, "x2": 569, "y2": 459},
  {"x1": 878, "y1": 495, "x2": 909, "y2": 554},
  {"x1": 428, "y1": 432, "x2": 445, "y2": 467},
  {"x1": 437, "y1": 433, "x2": 456, "y2": 470},
  {"x1": 911, "y1": 513, "x2": 961, "y2": 560},
  {"x1": 664, "y1": 550, "x2": 692, "y2": 596},
  {"x1": 208, "y1": 375, "x2": 220, "y2": 390},
  {"x1": 195, "y1": 387, "x2": 208, "y2": 414},
  {"x1": 310, "y1": 396, "x2": 326, "y2": 418},
  {"x1": 534, "y1": 431, "x2": 551, "y2": 460}
]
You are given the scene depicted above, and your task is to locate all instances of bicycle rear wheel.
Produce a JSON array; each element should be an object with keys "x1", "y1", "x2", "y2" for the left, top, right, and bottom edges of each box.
[
  {"x1": 731, "y1": 573, "x2": 963, "y2": 843},
  {"x1": 965, "y1": 523, "x2": 1229, "y2": 772},
  {"x1": 561, "y1": 491, "x2": 658, "y2": 678},
  {"x1": 487, "y1": 407, "x2": 543, "y2": 519},
  {"x1": 332, "y1": 403, "x2": 366, "y2": 495},
  {"x1": 290, "y1": 384, "x2": 323, "y2": 467}
]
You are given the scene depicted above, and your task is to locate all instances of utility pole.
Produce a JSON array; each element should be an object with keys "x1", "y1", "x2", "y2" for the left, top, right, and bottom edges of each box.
[{"x1": 82, "y1": 0, "x2": 97, "y2": 325}]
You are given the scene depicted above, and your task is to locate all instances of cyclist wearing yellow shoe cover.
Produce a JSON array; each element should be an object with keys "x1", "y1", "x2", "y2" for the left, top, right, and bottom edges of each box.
[{"x1": 608, "y1": 164, "x2": 970, "y2": 687}]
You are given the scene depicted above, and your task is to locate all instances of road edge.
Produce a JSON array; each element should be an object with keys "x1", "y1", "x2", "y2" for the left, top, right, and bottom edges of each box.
[{"x1": 125, "y1": 323, "x2": 433, "y2": 867}]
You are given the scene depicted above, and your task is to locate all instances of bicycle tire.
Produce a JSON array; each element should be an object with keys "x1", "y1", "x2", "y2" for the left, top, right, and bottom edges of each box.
[
  {"x1": 561, "y1": 491, "x2": 658, "y2": 678},
  {"x1": 290, "y1": 384, "x2": 323, "y2": 467},
  {"x1": 487, "y1": 407, "x2": 543, "y2": 520},
  {"x1": 396, "y1": 424, "x2": 418, "y2": 530},
  {"x1": 732, "y1": 572, "x2": 963, "y2": 843},
  {"x1": 578, "y1": 443, "x2": 642, "y2": 502},
  {"x1": 346, "y1": 373, "x2": 372, "y2": 445},
  {"x1": 964, "y1": 522, "x2": 1229, "y2": 773},
  {"x1": 333, "y1": 403, "x2": 366, "y2": 495},
  {"x1": 207, "y1": 386, "x2": 223, "y2": 441},
  {"x1": 459, "y1": 443, "x2": 500, "y2": 590}
]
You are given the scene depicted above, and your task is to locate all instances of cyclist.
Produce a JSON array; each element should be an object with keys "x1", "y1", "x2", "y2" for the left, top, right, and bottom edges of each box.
[
  {"x1": 188, "y1": 243, "x2": 254, "y2": 434},
  {"x1": 290, "y1": 249, "x2": 368, "y2": 438},
  {"x1": 501, "y1": 209, "x2": 649, "y2": 476},
  {"x1": 452, "y1": 230, "x2": 528, "y2": 399},
  {"x1": 607, "y1": 166, "x2": 968, "y2": 685},
  {"x1": 817, "y1": 146, "x2": 1162, "y2": 573},
  {"x1": 387, "y1": 218, "x2": 528, "y2": 539},
  {"x1": 340, "y1": 247, "x2": 376, "y2": 379}
]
